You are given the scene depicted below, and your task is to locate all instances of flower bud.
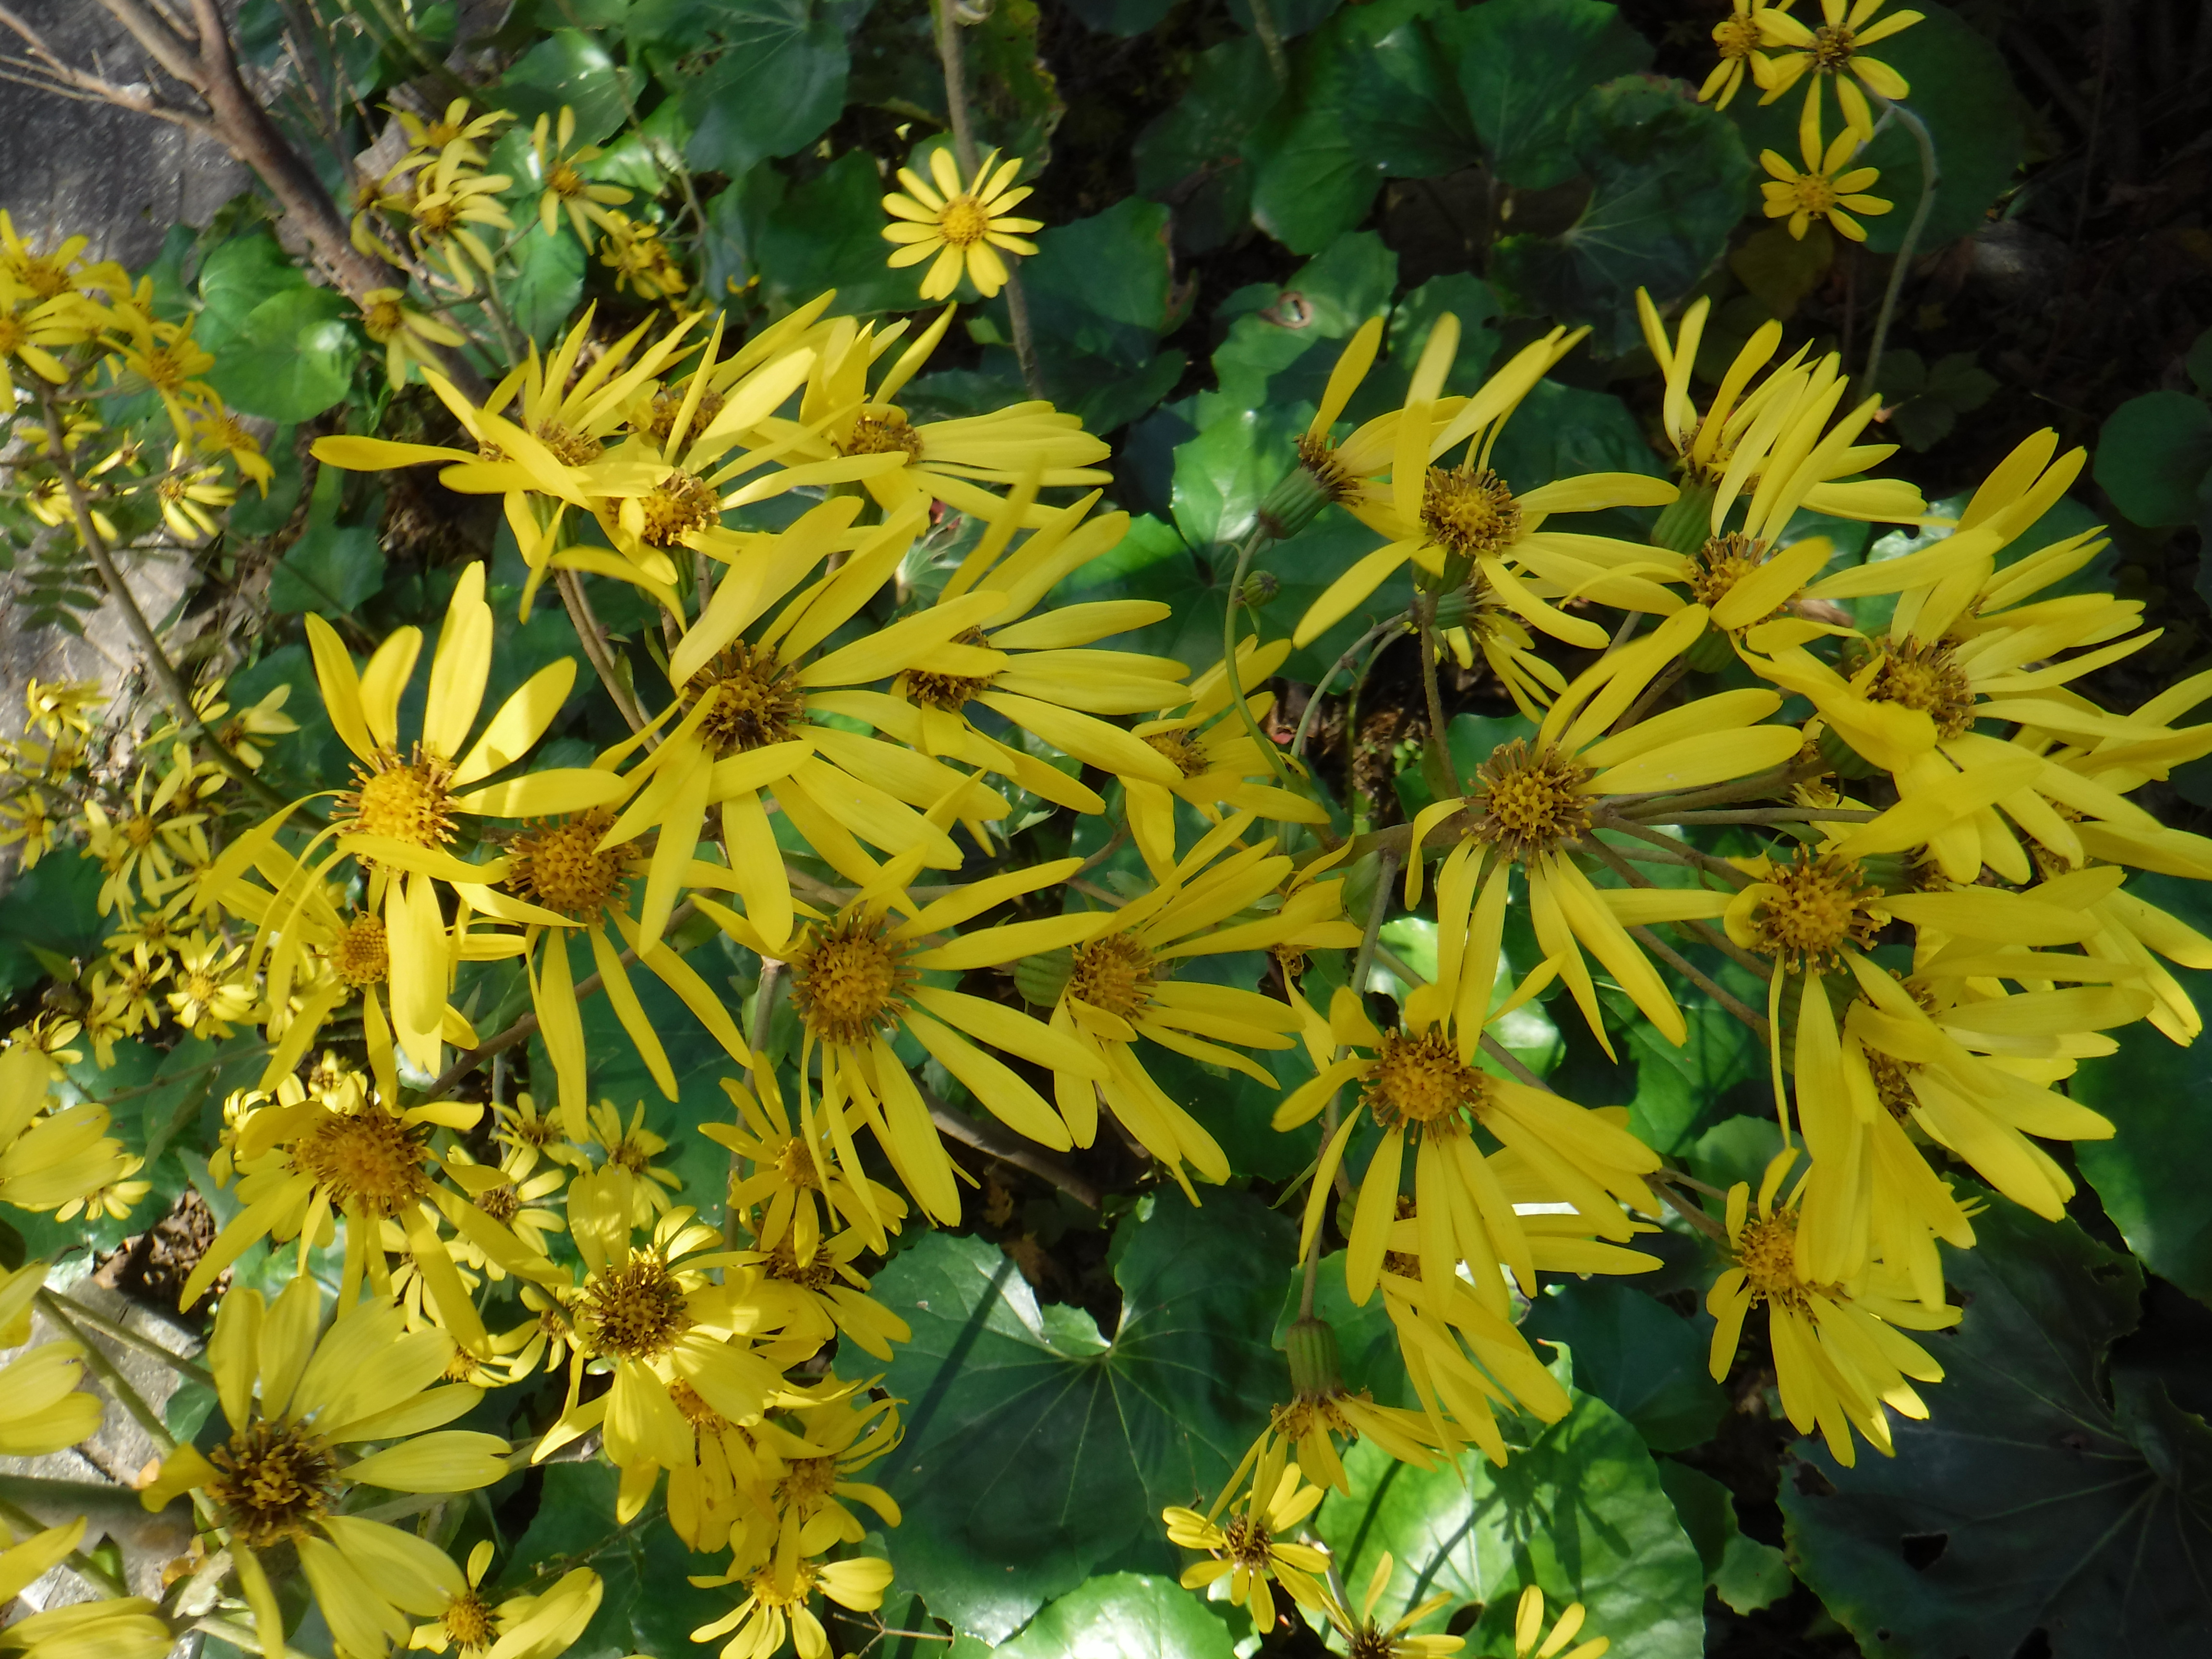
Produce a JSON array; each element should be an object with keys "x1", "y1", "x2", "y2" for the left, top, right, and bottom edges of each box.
[
  {"x1": 1257, "y1": 463, "x2": 1333, "y2": 542},
  {"x1": 1238, "y1": 569, "x2": 1281, "y2": 611},
  {"x1": 1013, "y1": 946, "x2": 1073, "y2": 1008},
  {"x1": 1284, "y1": 1315, "x2": 1344, "y2": 1402}
]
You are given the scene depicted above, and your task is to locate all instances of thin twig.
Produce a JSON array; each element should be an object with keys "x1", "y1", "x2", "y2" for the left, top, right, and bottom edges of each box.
[
  {"x1": 930, "y1": 0, "x2": 1042, "y2": 395},
  {"x1": 555, "y1": 567, "x2": 651, "y2": 739},
  {"x1": 37, "y1": 387, "x2": 299, "y2": 819},
  {"x1": 1629, "y1": 925, "x2": 1770, "y2": 1041},
  {"x1": 921, "y1": 1086, "x2": 1102, "y2": 1210},
  {"x1": 1592, "y1": 810, "x2": 1753, "y2": 890},
  {"x1": 1293, "y1": 615, "x2": 1409, "y2": 764},
  {"x1": 1649, "y1": 1175, "x2": 1728, "y2": 1242},
  {"x1": 42, "y1": 1293, "x2": 213, "y2": 1388},
  {"x1": 1643, "y1": 806, "x2": 1879, "y2": 825}
]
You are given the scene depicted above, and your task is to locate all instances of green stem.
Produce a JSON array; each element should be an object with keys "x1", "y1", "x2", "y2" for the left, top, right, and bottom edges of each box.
[
  {"x1": 929, "y1": 0, "x2": 1042, "y2": 395},
  {"x1": 1246, "y1": 0, "x2": 1291, "y2": 85},
  {"x1": 1292, "y1": 615, "x2": 1409, "y2": 765},
  {"x1": 1220, "y1": 525, "x2": 1295, "y2": 790},
  {"x1": 37, "y1": 1290, "x2": 175, "y2": 1454},
  {"x1": 41, "y1": 1293, "x2": 213, "y2": 1389},
  {"x1": 1415, "y1": 593, "x2": 1461, "y2": 799},
  {"x1": 0, "y1": 1496, "x2": 129, "y2": 1599},
  {"x1": 1303, "y1": 847, "x2": 1398, "y2": 1316},
  {"x1": 1861, "y1": 99, "x2": 1939, "y2": 396}
]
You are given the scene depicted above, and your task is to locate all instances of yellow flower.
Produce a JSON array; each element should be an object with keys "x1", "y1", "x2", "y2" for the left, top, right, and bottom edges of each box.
[
  {"x1": 1121, "y1": 637, "x2": 1331, "y2": 878},
  {"x1": 0, "y1": 1045, "x2": 133, "y2": 1213},
  {"x1": 165, "y1": 930, "x2": 258, "y2": 1038},
  {"x1": 1758, "y1": 120, "x2": 1892, "y2": 242},
  {"x1": 393, "y1": 98, "x2": 512, "y2": 166},
  {"x1": 1045, "y1": 826, "x2": 1325, "y2": 1196},
  {"x1": 51, "y1": 1151, "x2": 149, "y2": 1223},
  {"x1": 0, "y1": 1264, "x2": 103, "y2": 1456},
  {"x1": 0, "y1": 787, "x2": 59, "y2": 869},
  {"x1": 539, "y1": 1177, "x2": 787, "y2": 1476},
  {"x1": 407, "y1": 145, "x2": 516, "y2": 298},
  {"x1": 688, "y1": 1549, "x2": 895, "y2": 1659},
  {"x1": 748, "y1": 1379, "x2": 903, "y2": 1562},
  {"x1": 749, "y1": 1223, "x2": 913, "y2": 1363},
  {"x1": 597, "y1": 211, "x2": 689, "y2": 301},
  {"x1": 22, "y1": 676, "x2": 103, "y2": 739},
  {"x1": 531, "y1": 107, "x2": 633, "y2": 246},
  {"x1": 1163, "y1": 1444, "x2": 1329, "y2": 1633},
  {"x1": 0, "y1": 283, "x2": 100, "y2": 411},
  {"x1": 881, "y1": 147, "x2": 1042, "y2": 299},
  {"x1": 0, "y1": 1516, "x2": 170, "y2": 1659},
  {"x1": 359, "y1": 287, "x2": 467, "y2": 388},
  {"x1": 1698, "y1": 0, "x2": 1773, "y2": 111},
  {"x1": 703, "y1": 1072, "x2": 912, "y2": 1265},
  {"x1": 751, "y1": 306, "x2": 1112, "y2": 529},
  {"x1": 138, "y1": 1280, "x2": 510, "y2": 1659},
  {"x1": 1293, "y1": 319, "x2": 1678, "y2": 650},
  {"x1": 107, "y1": 288, "x2": 217, "y2": 432},
  {"x1": 0, "y1": 210, "x2": 128, "y2": 301},
  {"x1": 1511, "y1": 1586, "x2": 1610, "y2": 1659},
  {"x1": 705, "y1": 856, "x2": 1109, "y2": 1231},
  {"x1": 82, "y1": 758, "x2": 208, "y2": 914},
  {"x1": 1757, "y1": 0, "x2": 1923, "y2": 143},
  {"x1": 1401, "y1": 606, "x2": 1801, "y2": 1052},
  {"x1": 1707, "y1": 1150, "x2": 1958, "y2": 1466},
  {"x1": 1320, "y1": 1552, "x2": 1466, "y2": 1658},
  {"x1": 254, "y1": 563, "x2": 620, "y2": 1068},
  {"x1": 403, "y1": 1539, "x2": 601, "y2": 1657}
]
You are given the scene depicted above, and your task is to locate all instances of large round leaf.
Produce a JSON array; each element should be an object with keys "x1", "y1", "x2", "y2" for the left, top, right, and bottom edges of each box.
[
  {"x1": 1442, "y1": 0, "x2": 1652, "y2": 190},
  {"x1": 2093, "y1": 391, "x2": 2212, "y2": 529},
  {"x1": 874, "y1": 1190, "x2": 1293, "y2": 1643},
  {"x1": 1316, "y1": 1387, "x2": 1708, "y2": 1659},
  {"x1": 203, "y1": 287, "x2": 358, "y2": 423},
  {"x1": 995, "y1": 1574, "x2": 1236, "y2": 1659},
  {"x1": 1782, "y1": 1191, "x2": 2212, "y2": 1659}
]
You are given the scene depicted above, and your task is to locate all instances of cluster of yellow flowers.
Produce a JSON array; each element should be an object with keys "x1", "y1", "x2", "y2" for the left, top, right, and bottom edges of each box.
[
  {"x1": 3, "y1": 86, "x2": 2209, "y2": 1650},
  {"x1": 1700, "y1": 0, "x2": 1925, "y2": 243},
  {"x1": 348, "y1": 100, "x2": 683, "y2": 387}
]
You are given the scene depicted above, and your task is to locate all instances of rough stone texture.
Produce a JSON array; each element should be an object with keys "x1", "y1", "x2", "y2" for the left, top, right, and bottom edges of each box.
[
  {"x1": 0, "y1": 1270, "x2": 203, "y2": 1607},
  {"x1": 0, "y1": 2, "x2": 249, "y2": 747}
]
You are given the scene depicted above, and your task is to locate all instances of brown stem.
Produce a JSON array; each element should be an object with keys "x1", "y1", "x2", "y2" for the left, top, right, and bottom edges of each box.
[
  {"x1": 1644, "y1": 806, "x2": 1879, "y2": 826},
  {"x1": 1613, "y1": 762, "x2": 1827, "y2": 817},
  {"x1": 1629, "y1": 924, "x2": 1770, "y2": 1041},
  {"x1": 1591, "y1": 809, "x2": 1753, "y2": 890},
  {"x1": 1416, "y1": 593, "x2": 1461, "y2": 800},
  {"x1": 556, "y1": 568, "x2": 652, "y2": 740},
  {"x1": 1649, "y1": 1174, "x2": 1728, "y2": 1242},
  {"x1": 922, "y1": 1085, "x2": 1101, "y2": 1210}
]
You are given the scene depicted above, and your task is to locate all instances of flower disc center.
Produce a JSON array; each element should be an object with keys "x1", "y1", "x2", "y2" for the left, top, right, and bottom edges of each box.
[
  {"x1": 1748, "y1": 852, "x2": 1880, "y2": 971},
  {"x1": 1067, "y1": 935, "x2": 1157, "y2": 1022},
  {"x1": 1471, "y1": 739, "x2": 1593, "y2": 860},
  {"x1": 1366, "y1": 1027, "x2": 1487, "y2": 1132},
  {"x1": 842, "y1": 410, "x2": 925, "y2": 460},
  {"x1": 639, "y1": 468, "x2": 719, "y2": 548},
  {"x1": 690, "y1": 644, "x2": 805, "y2": 757},
  {"x1": 347, "y1": 746, "x2": 457, "y2": 849},
  {"x1": 507, "y1": 810, "x2": 628, "y2": 919},
  {"x1": 582, "y1": 1254, "x2": 692, "y2": 1360},
  {"x1": 1421, "y1": 466, "x2": 1522, "y2": 561},
  {"x1": 1142, "y1": 729, "x2": 1211, "y2": 779},
  {"x1": 791, "y1": 916, "x2": 910, "y2": 1047},
  {"x1": 291, "y1": 1106, "x2": 433, "y2": 1218},
  {"x1": 207, "y1": 1420, "x2": 340, "y2": 1548},
  {"x1": 330, "y1": 914, "x2": 389, "y2": 987},
  {"x1": 1868, "y1": 640, "x2": 1974, "y2": 739},
  {"x1": 938, "y1": 195, "x2": 990, "y2": 248}
]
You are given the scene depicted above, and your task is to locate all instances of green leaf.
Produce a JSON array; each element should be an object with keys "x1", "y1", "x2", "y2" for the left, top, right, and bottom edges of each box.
[
  {"x1": 2071, "y1": 874, "x2": 2212, "y2": 1302},
  {"x1": 1170, "y1": 405, "x2": 1309, "y2": 554},
  {"x1": 497, "y1": 1463, "x2": 730, "y2": 1655},
  {"x1": 493, "y1": 27, "x2": 637, "y2": 145},
  {"x1": 874, "y1": 1190, "x2": 1294, "y2": 1642},
  {"x1": 2093, "y1": 390, "x2": 2212, "y2": 528},
  {"x1": 1874, "y1": 349, "x2": 1999, "y2": 453},
  {"x1": 505, "y1": 220, "x2": 587, "y2": 347},
  {"x1": 1062, "y1": 0, "x2": 1174, "y2": 35},
  {"x1": 1443, "y1": 0, "x2": 1652, "y2": 191},
  {"x1": 1340, "y1": 15, "x2": 1480, "y2": 180},
  {"x1": 1488, "y1": 379, "x2": 1667, "y2": 493},
  {"x1": 1728, "y1": 221, "x2": 1835, "y2": 320},
  {"x1": 715, "y1": 152, "x2": 917, "y2": 318},
  {"x1": 996, "y1": 198, "x2": 1185, "y2": 435},
  {"x1": 1783, "y1": 1191, "x2": 2212, "y2": 1659},
  {"x1": 1523, "y1": 1280, "x2": 1728, "y2": 1453},
  {"x1": 1210, "y1": 231, "x2": 1400, "y2": 413},
  {"x1": 995, "y1": 1573, "x2": 1236, "y2": 1659},
  {"x1": 0, "y1": 853, "x2": 105, "y2": 1004},
  {"x1": 1316, "y1": 1388, "x2": 1708, "y2": 1659},
  {"x1": 1658, "y1": 1461, "x2": 1791, "y2": 1614},
  {"x1": 630, "y1": 0, "x2": 851, "y2": 177},
  {"x1": 1493, "y1": 78, "x2": 1750, "y2": 354},
  {"x1": 204, "y1": 287, "x2": 359, "y2": 423},
  {"x1": 195, "y1": 232, "x2": 309, "y2": 343},
  {"x1": 1247, "y1": 8, "x2": 1413, "y2": 254},
  {"x1": 1131, "y1": 37, "x2": 1282, "y2": 252}
]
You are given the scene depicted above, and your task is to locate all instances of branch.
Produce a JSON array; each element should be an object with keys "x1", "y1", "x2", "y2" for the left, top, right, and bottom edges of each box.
[
  {"x1": 921, "y1": 1085, "x2": 1102, "y2": 1210},
  {"x1": 95, "y1": 0, "x2": 208, "y2": 92}
]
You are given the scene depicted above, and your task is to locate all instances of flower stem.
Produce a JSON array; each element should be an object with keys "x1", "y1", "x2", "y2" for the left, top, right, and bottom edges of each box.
[
  {"x1": 1861, "y1": 98, "x2": 1940, "y2": 396},
  {"x1": 0, "y1": 1496, "x2": 129, "y2": 1599},
  {"x1": 1246, "y1": 0, "x2": 1291, "y2": 85},
  {"x1": 555, "y1": 567, "x2": 651, "y2": 740},
  {"x1": 1415, "y1": 592, "x2": 1462, "y2": 799},
  {"x1": 39, "y1": 1292, "x2": 213, "y2": 1390},
  {"x1": 930, "y1": 0, "x2": 1043, "y2": 397},
  {"x1": 36, "y1": 386, "x2": 302, "y2": 821},
  {"x1": 1293, "y1": 615, "x2": 1409, "y2": 765},
  {"x1": 1221, "y1": 524, "x2": 1296, "y2": 791}
]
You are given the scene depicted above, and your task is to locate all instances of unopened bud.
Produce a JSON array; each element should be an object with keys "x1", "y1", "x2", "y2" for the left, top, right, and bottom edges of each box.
[
  {"x1": 1683, "y1": 624, "x2": 1735, "y2": 674},
  {"x1": 1283, "y1": 1315, "x2": 1344, "y2": 1401},
  {"x1": 1239, "y1": 569, "x2": 1281, "y2": 611},
  {"x1": 1649, "y1": 480, "x2": 1718, "y2": 557},
  {"x1": 1013, "y1": 947, "x2": 1073, "y2": 1008},
  {"x1": 1816, "y1": 722, "x2": 1882, "y2": 780},
  {"x1": 1257, "y1": 463, "x2": 1333, "y2": 542},
  {"x1": 1341, "y1": 851, "x2": 1382, "y2": 923}
]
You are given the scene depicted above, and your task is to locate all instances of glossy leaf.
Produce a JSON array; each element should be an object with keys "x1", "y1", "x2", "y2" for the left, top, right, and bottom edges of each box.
[
  {"x1": 495, "y1": 27, "x2": 637, "y2": 145},
  {"x1": 2072, "y1": 873, "x2": 2212, "y2": 1302},
  {"x1": 1316, "y1": 1387, "x2": 1708, "y2": 1659},
  {"x1": 504, "y1": 217, "x2": 588, "y2": 348},
  {"x1": 1524, "y1": 1279, "x2": 1729, "y2": 1453},
  {"x1": 995, "y1": 1573, "x2": 1236, "y2": 1659},
  {"x1": 204, "y1": 287, "x2": 358, "y2": 423},
  {"x1": 631, "y1": 0, "x2": 851, "y2": 177},
  {"x1": 1443, "y1": 0, "x2": 1652, "y2": 190},
  {"x1": 875, "y1": 1190, "x2": 1294, "y2": 1642},
  {"x1": 1131, "y1": 36, "x2": 1282, "y2": 252},
  {"x1": 1493, "y1": 78, "x2": 1751, "y2": 353},
  {"x1": 1783, "y1": 1191, "x2": 2212, "y2": 1659},
  {"x1": 2094, "y1": 391, "x2": 2212, "y2": 529}
]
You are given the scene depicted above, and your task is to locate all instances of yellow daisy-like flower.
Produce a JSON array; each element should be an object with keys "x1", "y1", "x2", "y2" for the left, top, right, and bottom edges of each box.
[
  {"x1": 881, "y1": 147, "x2": 1042, "y2": 300},
  {"x1": 705, "y1": 855, "x2": 1109, "y2": 1232},
  {"x1": 1757, "y1": 0, "x2": 1923, "y2": 144},
  {"x1": 597, "y1": 211, "x2": 690, "y2": 301},
  {"x1": 1698, "y1": 0, "x2": 1773, "y2": 111},
  {"x1": 1758, "y1": 120, "x2": 1892, "y2": 242},
  {"x1": 531, "y1": 106, "x2": 633, "y2": 246},
  {"x1": 407, "y1": 144, "x2": 515, "y2": 298},
  {"x1": 359, "y1": 287, "x2": 467, "y2": 388},
  {"x1": 258, "y1": 562, "x2": 621, "y2": 1068},
  {"x1": 403, "y1": 1539, "x2": 601, "y2": 1657},
  {"x1": 0, "y1": 283, "x2": 102, "y2": 412},
  {"x1": 1321, "y1": 1552, "x2": 1466, "y2": 1658},
  {"x1": 1401, "y1": 606, "x2": 1802, "y2": 1053},
  {"x1": 1511, "y1": 1585, "x2": 1610, "y2": 1659},
  {"x1": 139, "y1": 1280, "x2": 510, "y2": 1659},
  {"x1": 1163, "y1": 1444, "x2": 1329, "y2": 1633},
  {"x1": 1293, "y1": 318, "x2": 1678, "y2": 650},
  {"x1": 0, "y1": 1263, "x2": 103, "y2": 1456},
  {"x1": 0, "y1": 1516, "x2": 171, "y2": 1659},
  {"x1": 0, "y1": 210, "x2": 127, "y2": 301},
  {"x1": 392, "y1": 98, "x2": 512, "y2": 167},
  {"x1": 703, "y1": 1072, "x2": 912, "y2": 1266},
  {"x1": 149, "y1": 442, "x2": 238, "y2": 541},
  {"x1": 1043, "y1": 824, "x2": 1332, "y2": 1195},
  {"x1": 689, "y1": 1549, "x2": 895, "y2": 1659},
  {"x1": 1707, "y1": 1150, "x2": 1958, "y2": 1466},
  {"x1": 165, "y1": 930, "x2": 259, "y2": 1038},
  {"x1": 749, "y1": 1223, "x2": 914, "y2": 1364}
]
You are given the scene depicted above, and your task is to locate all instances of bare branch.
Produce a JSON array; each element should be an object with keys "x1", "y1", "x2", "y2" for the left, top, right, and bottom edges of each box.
[{"x1": 94, "y1": 0, "x2": 207, "y2": 93}]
